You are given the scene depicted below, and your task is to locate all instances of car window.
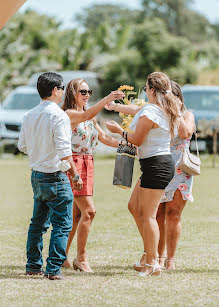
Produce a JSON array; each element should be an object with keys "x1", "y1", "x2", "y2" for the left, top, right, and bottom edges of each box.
[
  {"x1": 2, "y1": 93, "x2": 40, "y2": 110},
  {"x1": 183, "y1": 91, "x2": 219, "y2": 111}
]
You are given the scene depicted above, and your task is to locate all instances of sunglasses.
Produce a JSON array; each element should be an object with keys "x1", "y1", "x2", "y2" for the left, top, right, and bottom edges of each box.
[
  {"x1": 79, "y1": 89, "x2": 93, "y2": 96},
  {"x1": 57, "y1": 85, "x2": 65, "y2": 90}
]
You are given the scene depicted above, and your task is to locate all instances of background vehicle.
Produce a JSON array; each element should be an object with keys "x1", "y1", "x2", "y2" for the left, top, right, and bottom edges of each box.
[
  {"x1": 182, "y1": 85, "x2": 219, "y2": 153},
  {"x1": 140, "y1": 85, "x2": 219, "y2": 153},
  {"x1": 0, "y1": 86, "x2": 40, "y2": 153}
]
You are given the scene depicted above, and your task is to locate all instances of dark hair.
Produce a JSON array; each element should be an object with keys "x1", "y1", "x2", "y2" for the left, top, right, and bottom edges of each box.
[
  {"x1": 37, "y1": 72, "x2": 63, "y2": 99},
  {"x1": 170, "y1": 80, "x2": 186, "y2": 113},
  {"x1": 62, "y1": 78, "x2": 86, "y2": 111}
]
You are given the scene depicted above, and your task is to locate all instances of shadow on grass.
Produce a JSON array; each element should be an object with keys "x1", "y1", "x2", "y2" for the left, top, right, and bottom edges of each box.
[
  {"x1": 63, "y1": 265, "x2": 133, "y2": 277},
  {"x1": 1, "y1": 265, "x2": 217, "y2": 279},
  {"x1": 0, "y1": 264, "x2": 132, "y2": 279},
  {"x1": 0, "y1": 265, "x2": 43, "y2": 279}
]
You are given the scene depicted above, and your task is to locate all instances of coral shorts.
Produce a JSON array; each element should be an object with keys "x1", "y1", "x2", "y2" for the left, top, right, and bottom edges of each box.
[{"x1": 68, "y1": 154, "x2": 94, "y2": 196}]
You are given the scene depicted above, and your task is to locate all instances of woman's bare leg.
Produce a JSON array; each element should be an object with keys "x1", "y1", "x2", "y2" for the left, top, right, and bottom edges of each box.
[
  {"x1": 128, "y1": 180, "x2": 147, "y2": 266},
  {"x1": 75, "y1": 196, "x2": 96, "y2": 263},
  {"x1": 63, "y1": 201, "x2": 81, "y2": 267},
  {"x1": 139, "y1": 188, "x2": 164, "y2": 274},
  {"x1": 128, "y1": 180, "x2": 145, "y2": 245},
  {"x1": 156, "y1": 203, "x2": 166, "y2": 266},
  {"x1": 165, "y1": 189, "x2": 187, "y2": 270}
]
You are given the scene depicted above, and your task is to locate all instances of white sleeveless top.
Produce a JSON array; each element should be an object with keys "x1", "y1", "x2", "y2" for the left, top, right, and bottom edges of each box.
[{"x1": 130, "y1": 104, "x2": 171, "y2": 159}]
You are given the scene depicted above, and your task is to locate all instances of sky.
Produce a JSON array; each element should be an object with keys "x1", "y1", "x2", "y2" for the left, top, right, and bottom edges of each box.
[{"x1": 20, "y1": 0, "x2": 219, "y2": 28}]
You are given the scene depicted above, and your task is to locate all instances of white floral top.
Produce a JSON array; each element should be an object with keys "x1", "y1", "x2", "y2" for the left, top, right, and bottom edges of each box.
[
  {"x1": 161, "y1": 135, "x2": 194, "y2": 203},
  {"x1": 71, "y1": 120, "x2": 98, "y2": 154}
]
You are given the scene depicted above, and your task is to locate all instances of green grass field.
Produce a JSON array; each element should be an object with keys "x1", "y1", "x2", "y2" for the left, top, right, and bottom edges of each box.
[{"x1": 0, "y1": 155, "x2": 218, "y2": 306}]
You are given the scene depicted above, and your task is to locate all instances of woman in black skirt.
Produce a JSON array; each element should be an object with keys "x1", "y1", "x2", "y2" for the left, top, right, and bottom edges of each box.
[{"x1": 106, "y1": 72, "x2": 180, "y2": 276}]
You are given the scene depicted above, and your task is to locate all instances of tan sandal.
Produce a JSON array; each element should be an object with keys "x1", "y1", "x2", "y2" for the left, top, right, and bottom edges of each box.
[
  {"x1": 165, "y1": 258, "x2": 176, "y2": 270},
  {"x1": 73, "y1": 258, "x2": 94, "y2": 273}
]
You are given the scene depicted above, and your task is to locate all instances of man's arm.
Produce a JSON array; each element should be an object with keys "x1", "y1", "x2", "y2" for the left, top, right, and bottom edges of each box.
[
  {"x1": 18, "y1": 123, "x2": 27, "y2": 154},
  {"x1": 53, "y1": 114, "x2": 83, "y2": 190}
]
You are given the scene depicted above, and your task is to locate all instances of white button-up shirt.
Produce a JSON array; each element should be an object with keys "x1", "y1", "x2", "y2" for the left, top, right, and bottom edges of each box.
[{"x1": 18, "y1": 100, "x2": 72, "y2": 173}]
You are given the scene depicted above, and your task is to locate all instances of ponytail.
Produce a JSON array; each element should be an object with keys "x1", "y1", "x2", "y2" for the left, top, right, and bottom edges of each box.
[{"x1": 147, "y1": 72, "x2": 180, "y2": 137}]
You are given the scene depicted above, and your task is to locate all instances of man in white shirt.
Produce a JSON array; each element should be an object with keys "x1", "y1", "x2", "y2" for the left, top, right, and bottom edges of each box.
[{"x1": 18, "y1": 72, "x2": 83, "y2": 280}]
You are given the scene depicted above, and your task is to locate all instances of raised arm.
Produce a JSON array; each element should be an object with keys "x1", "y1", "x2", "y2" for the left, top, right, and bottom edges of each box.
[
  {"x1": 178, "y1": 110, "x2": 195, "y2": 139},
  {"x1": 105, "y1": 101, "x2": 143, "y2": 115},
  {"x1": 66, "y1": 91, "x2": 124, "y2": 125}
]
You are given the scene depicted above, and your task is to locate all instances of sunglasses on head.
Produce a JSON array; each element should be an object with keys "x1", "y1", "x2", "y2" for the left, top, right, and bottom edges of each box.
[
  {"x1": 79, "y1": 89, "x2": 93, "y2": 96},
  {"x1": 57, "y1": 85, "x2": 65, "y2": 90}
]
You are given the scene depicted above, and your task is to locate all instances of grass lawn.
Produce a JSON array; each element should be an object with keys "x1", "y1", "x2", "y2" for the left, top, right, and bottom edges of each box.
[{"x1": 0, "y1": 155, "x2": 218, "y2": 306}]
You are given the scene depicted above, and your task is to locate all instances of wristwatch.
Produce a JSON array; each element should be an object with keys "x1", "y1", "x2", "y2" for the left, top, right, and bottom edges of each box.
[{"x1": 71, "y1": 174, "x2": 80, "y2": 182}]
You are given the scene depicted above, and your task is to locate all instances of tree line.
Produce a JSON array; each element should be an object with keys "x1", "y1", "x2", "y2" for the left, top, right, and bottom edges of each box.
[{"x1": 0, "y1": 0, "x2": 219, "y2": 101}]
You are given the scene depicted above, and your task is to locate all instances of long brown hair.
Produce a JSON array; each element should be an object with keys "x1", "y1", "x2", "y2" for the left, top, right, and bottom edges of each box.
[
  {"x1": 170, "y1": 80, "x2": 186, "y2": 114},
  {"x1": 147, "y1": 72, "x2": 180, "y2": 136},
  {"x1": 62, "y1": 78, "x2": 86, "y2": 111}
]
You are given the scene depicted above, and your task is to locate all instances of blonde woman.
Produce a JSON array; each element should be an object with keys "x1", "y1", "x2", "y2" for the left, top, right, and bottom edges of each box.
[
  {"x1": 106, "y1": 72, "x2": 180, "y2": 276},
  {"x1": 61, "y1": 78, "x2": 124, "y2": 272}
]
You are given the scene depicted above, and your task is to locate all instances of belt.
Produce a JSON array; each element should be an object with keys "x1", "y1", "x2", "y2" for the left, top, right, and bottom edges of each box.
[{"x1": 32, "y1": 170, "x2": 62, "y2": 175}]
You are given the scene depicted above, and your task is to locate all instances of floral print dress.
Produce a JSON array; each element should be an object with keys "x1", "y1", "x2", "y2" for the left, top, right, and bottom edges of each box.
[
  {"x1": 71, "y1": 120, "x2": 98, "y2": 154},
  {"x1": 160, "y1": 135, "x2": 193, "y2": 203}
]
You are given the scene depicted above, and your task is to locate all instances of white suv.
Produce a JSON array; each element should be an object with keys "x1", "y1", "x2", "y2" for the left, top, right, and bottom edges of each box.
[{"x1": 0, "y1": 86, "x2": 40, "y2": 153}]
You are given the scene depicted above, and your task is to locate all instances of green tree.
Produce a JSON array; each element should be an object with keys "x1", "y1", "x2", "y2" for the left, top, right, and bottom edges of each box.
[{"x1": 141, "y1": 0, "x2": 211, "y2": 42}]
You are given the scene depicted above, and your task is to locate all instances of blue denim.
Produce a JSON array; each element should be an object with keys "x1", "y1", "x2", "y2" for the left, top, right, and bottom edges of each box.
[{"x1": 26, "y1": 171, "x2": 73, "y2": 276}]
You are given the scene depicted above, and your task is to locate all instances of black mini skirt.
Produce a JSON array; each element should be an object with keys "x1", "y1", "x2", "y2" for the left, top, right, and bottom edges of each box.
[{"x1": 139, "y1": 154, "x2": 175, "y2": 189}]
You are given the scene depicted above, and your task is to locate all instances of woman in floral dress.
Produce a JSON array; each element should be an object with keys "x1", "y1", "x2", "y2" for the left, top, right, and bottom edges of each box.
[
  {"x1": 156, "y1": 81, "x2": 195, "y2": 270},
  {"x1": 61, "y1": 78, "x2": 124, "y2": 272}
]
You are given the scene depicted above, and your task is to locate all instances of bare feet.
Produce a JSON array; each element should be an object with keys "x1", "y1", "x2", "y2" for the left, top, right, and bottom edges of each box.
[{"x1": 62, "y1": 258, "x2": 71, "y2": 268}]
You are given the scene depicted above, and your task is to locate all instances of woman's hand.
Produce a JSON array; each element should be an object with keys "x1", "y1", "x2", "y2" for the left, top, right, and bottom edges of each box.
[
  {"x1": 104, "y1": 101, "x2": 116, "y2": 111},
  {"x1": 104, "y1": 91, "x2": 124, "y2": 104},
  {"x1": 106, "y1": 120, "x2": 123, "y2": 135}
]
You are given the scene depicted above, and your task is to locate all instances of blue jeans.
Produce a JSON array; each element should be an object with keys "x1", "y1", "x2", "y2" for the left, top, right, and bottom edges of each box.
[{"x1": 26, "y1": 171, "x2": 73, "y2": 276}]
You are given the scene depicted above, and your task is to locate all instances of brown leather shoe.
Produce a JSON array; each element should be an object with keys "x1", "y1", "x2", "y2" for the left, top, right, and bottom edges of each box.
[
  {"x1": 26, "y1": 271, "x2": 44, "y2": 276},
  {"x1": 44, "y1": 273, "x2": 66, "y2": 280},
  {"x1": 73, "y1": 258, "x2": 94, "y2": 273}
]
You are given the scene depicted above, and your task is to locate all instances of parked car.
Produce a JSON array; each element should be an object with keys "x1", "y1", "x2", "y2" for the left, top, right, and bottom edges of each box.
[
  {"x1": 0, "y1": 86, "x2": 40, "y2": 153},
  {"x1": 182, "y1": 85, "x2": 219, "y2": 153}
]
